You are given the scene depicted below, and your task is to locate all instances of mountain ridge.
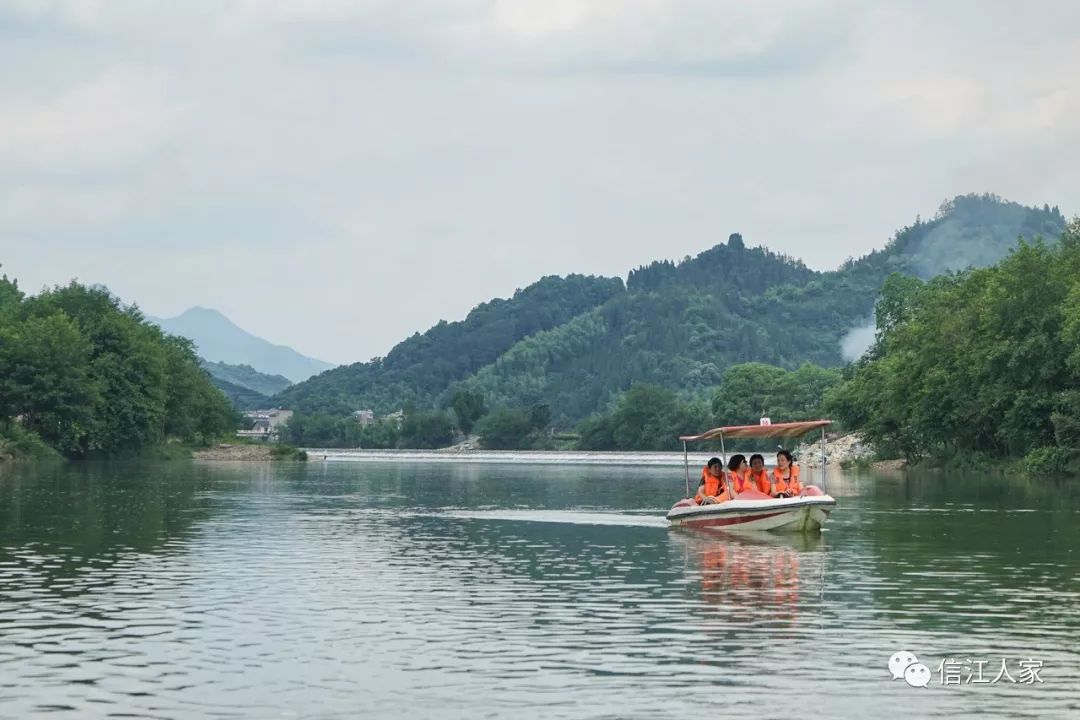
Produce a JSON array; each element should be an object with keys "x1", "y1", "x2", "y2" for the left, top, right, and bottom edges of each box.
[
  {"x1": 150, "y1": 307, "x2": 333, "y2": 383},
  {"x1": 273, "y1": 193, "x2": 1068, "y2": 425},
  {"x1": 200, "y1": 360, "x2": 292, "y2": 398}
]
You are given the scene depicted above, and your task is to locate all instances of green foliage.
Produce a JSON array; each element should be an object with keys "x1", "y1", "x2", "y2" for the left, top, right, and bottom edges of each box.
[
  {"x1": 475, "y1": 407, "x2": 535, "y2": 450},
  {"x1": 0, "y1": 424, "x2": 62, "y2": 461},
  {"x1": 871, "y1": 273, "x2": 927, "y2": 356},
  {"x1": 163, "y1": 336, "x2": 239, "y2": 445},
  {"x1": 575, "y1": 384, "x2": 711, "y2": 451},
  {"x1": 827, "y1": 220, "x2": 1080, "y2": 464},
  {"x1": 473, "y1": 404, "x2": 553, "y2": 449},
  {"x1": 280, "y1": 414, "x2": 402, "y2": 449},
  {"x1": 361, "y1": 419, "x2": 401, "y2": 449},
  {"x1": 528, "y1": 403, "x2": 552, "y2": 431},
  {"x1": 1050, "y1": 390, "x2": 1080, "y2": 450},
  {"x1": 398, "y1": 411, "x2": 455, "y2": 449},
  {"x1": 452, "y1": 195, "x2": 1065, "y2": 426},
  {"x1": 202, "y1": 360, "x2": 293, "y2": 397},
  {"x1": 210, "y1": 376, "x2": 273, "y2": 410},
  {"x1": 450, "y1": 389, "x2": 486, "y2": 435},
  {"x1": 269, "y1": 444, "x2": 308, "y2": 460},
  {"x1": 0, "y1": 312, "x2": 98, "y2": 453},
  {"x1": 0, "y1": 279, "x2": 237, "y2": 457},
  {"x1": 710, "y1": 362, "x2": 841, "y2": 425},
  {"x1": 268, "y1": 195, "x2": 1067, "y2": 442},
  {"x1": 1023, "y1": 446, "x2": 1078, "y2": 479},
  {"x1": 273, "y1": 274, "x2": 623, "y2": 414},
  {"x1": 0, "y1": 270, "x2": 23, "y2": 317}
]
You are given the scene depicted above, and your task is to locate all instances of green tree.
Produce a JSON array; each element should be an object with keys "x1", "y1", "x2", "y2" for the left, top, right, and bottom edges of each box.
[
  {"x1": 0, "y1": 279, "x2": 238, "y2": 457},
  {"x1": 576, "y1": 384, "x2": 711, "y2": 451},
  {"x1": 399, "y1": 410, "x2": 455, "y2": 449},
  {"x1": 528, "y1": 404, "x2": 552, "y2": 432},
  {"x1": 827, "y1": 220, "x2": 1080, "y2": 465},
  {"x1": 361, "y1": 419, "x2": 401, "y2": 449},
  {"x1": 711, "y1": 362, "x2": 840, "y2": 426},
  {"x1": 711, "y1": 363, "x2": 788, "y2": 424},
  {"x1": 0, "y1": 270, "x2": 23, "y2": 318},
  {"x1": 451, "y1": 388, "x2": 486, "y2": 435},
  {"x1": 163, "y1": 335, "x2": 236, "y2": 443},
  {"x1": 476, "y1": 407, "x2": 535, "y2": 450},
  {"x1": 0, "y1": 312, "x2": 98, "y2": 453}
]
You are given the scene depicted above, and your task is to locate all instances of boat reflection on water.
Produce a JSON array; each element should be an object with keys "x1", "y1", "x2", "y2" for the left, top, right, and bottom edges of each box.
[{"x1": 670, "y1": 529, "x2": 826, "y2": 628}]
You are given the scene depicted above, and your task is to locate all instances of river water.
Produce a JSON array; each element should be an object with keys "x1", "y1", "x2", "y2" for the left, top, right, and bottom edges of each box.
[{"x1": 0, "y1": 459, "x2": 1078, "y2": 719}]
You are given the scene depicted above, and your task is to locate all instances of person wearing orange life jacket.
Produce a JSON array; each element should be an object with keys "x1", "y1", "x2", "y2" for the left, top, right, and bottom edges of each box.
[
  {"x1": 747, "y1": 453, "x2": 772, "y2": 494},
  {"x1": 695, "y1": 457, "x2": 730, "y2": 504},
  {"x1": 727, "y1": 454, "x2": 753, "y2": 494},
  {"x1": 771, "y1": 449, "x2": 803, "y2": 497}
]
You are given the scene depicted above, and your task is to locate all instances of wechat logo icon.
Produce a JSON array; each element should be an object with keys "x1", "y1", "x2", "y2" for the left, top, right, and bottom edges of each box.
[{"x1": 889, "y1": 650, "x2": 931, "y2": 688}]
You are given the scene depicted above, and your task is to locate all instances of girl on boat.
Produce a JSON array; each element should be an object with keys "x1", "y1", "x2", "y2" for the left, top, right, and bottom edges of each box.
[
  {"x1": 728, "y1": 454, "x2": 753, "y2": 494},
  {"x1": 747, "y1": 453, "x2": 772, "y2": 494},
  {"x1": 771, "y1": 450, "x2": 802, "y2": 497}
]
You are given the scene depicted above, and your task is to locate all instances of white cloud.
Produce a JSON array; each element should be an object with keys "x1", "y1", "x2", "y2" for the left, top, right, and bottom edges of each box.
[
  {"x1": 0, "y1": 66, "x2": 178, "y2": 173},
  {"x1": 0, "y1": 183, "x2": 130, "y2": 227},
  {"x1": 0, "y1": 0, "x2": 1078, "y2": 363}
]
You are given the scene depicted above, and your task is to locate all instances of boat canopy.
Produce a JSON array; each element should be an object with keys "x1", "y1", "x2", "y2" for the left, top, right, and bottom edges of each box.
[{"x1": 679, "y1": 419, "x2": 832, "y2": 443}]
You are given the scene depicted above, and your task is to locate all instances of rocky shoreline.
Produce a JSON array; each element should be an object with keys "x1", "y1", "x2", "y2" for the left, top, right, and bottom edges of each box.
[
  {"x1": 794, "y1": 432, "x2": 906, "y2": 471},
  {"x1": 193, "y1": 444, "x2": 275, "y2": 461},
  {"x1": 192, "y1": 444, "x2": 307, "y2": 461}
]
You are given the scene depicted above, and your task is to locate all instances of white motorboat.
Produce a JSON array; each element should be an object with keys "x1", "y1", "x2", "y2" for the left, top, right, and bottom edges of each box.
[{"x1": 667, "y1": 420, "x2": 838, "y2": 533}]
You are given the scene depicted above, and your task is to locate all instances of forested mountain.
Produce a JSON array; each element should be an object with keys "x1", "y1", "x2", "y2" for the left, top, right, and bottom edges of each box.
[
  {"x1": 275, "y1": 194, "x2": 1067, "y2": 428},
  {"x1": 208, "y1": 376, "x2": 273, "y2": 411},
  {"x1": 150, "y1": 307, "x2": 333, "y2": 382},
  {"x1": 454, "y1": 237, "x2": 837, "y2": 424},
  {"x1": 273, "y1": 274, "x2": 624, "y2": 414},
  {"x1": 201, "y1": 360, "x2": 292, "y2": 397}
]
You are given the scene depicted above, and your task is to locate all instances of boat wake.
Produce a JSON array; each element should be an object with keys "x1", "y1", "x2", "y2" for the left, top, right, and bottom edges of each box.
[{"x1": 440, "y1": 509, "x2": 669, "y2": 528}]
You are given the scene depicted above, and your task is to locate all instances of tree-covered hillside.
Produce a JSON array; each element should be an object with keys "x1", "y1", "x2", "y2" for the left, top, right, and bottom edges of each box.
[
  {"x1": 202, "y1": 360, "x2": 292, "y2": 397},
  {"x1": 208, "y1": 376, "x2": 273, "y2": 411},
  {"x1": 273, "y1": 274, "x2": 624, "y2": 414},
  {"x1": 454, "y1": 239, "x2": 839, "y2": 425},
  {"x1": 275, "y1": 194, "x2": 1067, "y2": 429}
]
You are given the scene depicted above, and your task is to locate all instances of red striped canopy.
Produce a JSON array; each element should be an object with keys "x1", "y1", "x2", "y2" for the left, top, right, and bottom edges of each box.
[{"x1": 680, "y1": 420, "x2": 832, "y2": 442}]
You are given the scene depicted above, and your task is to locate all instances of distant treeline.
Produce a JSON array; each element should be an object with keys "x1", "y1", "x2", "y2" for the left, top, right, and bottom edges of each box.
[
  {"x1": 281, "y1": 362, "x2": 841, "y2": 451},
  {"x1": 0, "y1": 276, "x2": 235, "y2": 459}
]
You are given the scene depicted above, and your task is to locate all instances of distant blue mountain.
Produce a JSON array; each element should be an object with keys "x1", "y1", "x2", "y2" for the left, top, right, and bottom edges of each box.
[{"x1": 150, "y1": 307, "x2": 334, "y2": 383}]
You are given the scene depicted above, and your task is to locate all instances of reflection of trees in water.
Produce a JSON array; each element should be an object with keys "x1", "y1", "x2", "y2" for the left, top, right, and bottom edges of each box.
[
  {"x1": 861, "y1": 471, "x2": 1080, "y2": 633},
  {"x1": 346, "y1": 461, "x2": 687, "y2": 512},
  {"x1": 0, "y1": 461, "x2": 221, "y2": 592}
]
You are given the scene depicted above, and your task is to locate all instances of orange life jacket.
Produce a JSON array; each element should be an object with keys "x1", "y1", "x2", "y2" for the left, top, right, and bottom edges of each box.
[
  {"x1": 695, "y1": 467, "x2": 727, "y2": 503},
  {"x1": 772, "y1": 465, "x2": 802, "y2": 495},
  {"x1": 730, "y1": 467, "x2": 753, "y2": 494},
  {"x1": 747, "y1": 468, "x2": 771, "y2": 494}
]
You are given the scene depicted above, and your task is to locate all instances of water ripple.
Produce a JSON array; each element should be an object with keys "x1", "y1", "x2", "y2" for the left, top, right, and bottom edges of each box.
[{"x1": 0, "y1": 462, "x2": 1077, "y2": 719}]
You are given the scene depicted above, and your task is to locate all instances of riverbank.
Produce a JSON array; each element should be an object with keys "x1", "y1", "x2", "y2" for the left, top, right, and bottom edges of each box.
[
  {"x1": 0, "y1": 428, "x2": 62, "y2": 463},
  {"x1": 794, "y1": 432, "x2": 876, "y2": 468},
  {"x1": 306, "y1": 448, "x2": 723, "y2": 467},
  {"x1": 193, "y1": 443, "x2": 308, "y2": 461}
]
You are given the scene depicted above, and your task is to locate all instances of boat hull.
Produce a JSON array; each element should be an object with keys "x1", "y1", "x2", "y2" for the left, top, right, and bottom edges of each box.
[{"x1": 666, "y1": 492, "x2": 836, "y2": 533}]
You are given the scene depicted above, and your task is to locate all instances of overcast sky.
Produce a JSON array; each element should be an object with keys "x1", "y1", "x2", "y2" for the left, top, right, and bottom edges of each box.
[{"x1": 1, "y1": 1, "x2": 1077, "y2": 364}]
